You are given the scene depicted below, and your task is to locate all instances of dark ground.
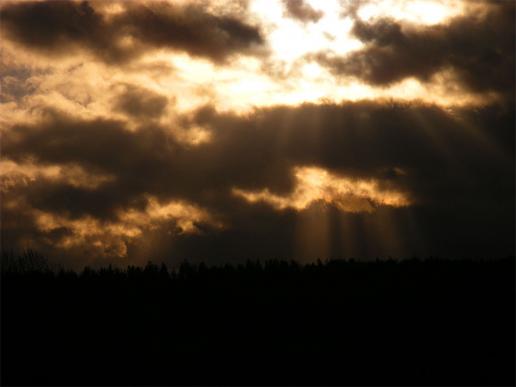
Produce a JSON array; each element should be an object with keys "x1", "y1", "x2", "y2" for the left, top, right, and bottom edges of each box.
[{"x1": 1, "y1": 255, "x2": 514, "y2": 385}]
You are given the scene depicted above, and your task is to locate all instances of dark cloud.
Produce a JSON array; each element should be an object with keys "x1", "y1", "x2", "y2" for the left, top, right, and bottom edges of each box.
[
  {"x1": 1, "y1": 0, "x2": 513, "y2": 268},
  {"x1": 283, "y1": 0, "x2": 323, "y2": 23},
  {"x1": 114, "y1": 85, "x2": 169, "y2": 119},
  {"x1": 2, "y1": 99, "x2": 514, "y2": 264},
  {"x1": 0, "y1": 0, "x2": 264, "y2": 64},
  {"x1": 315, "y1": 1, "x2": 514, "y2": 99}
]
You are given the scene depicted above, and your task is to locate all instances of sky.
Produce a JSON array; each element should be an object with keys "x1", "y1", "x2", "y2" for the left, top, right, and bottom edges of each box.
[{"x1": 0, "y1": 0, "x2": 514, "y2": 268}]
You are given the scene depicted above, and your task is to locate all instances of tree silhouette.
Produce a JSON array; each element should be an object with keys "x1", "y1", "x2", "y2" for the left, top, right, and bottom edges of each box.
[{"x1": 1, "y1": 252, "x2": 514, "y2": 385}]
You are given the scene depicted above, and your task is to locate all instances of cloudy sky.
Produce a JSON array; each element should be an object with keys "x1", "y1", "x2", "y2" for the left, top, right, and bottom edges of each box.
[{"x1": 0, "y1": 0, "x2": 514, "y2": 268}]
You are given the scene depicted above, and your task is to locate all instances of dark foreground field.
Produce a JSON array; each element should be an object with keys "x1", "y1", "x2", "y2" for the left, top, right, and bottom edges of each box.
[{"x1": 1, "y1": 255, "x2": 514, "y2": 386}]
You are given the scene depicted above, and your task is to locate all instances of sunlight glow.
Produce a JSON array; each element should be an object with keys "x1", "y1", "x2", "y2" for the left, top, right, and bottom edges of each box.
[
  {"x1": 233, "y1": 166, "x2": 411, "y2": 213},
  {"x1": 250, "y1": 0, "x2": 362, "y2": 65},
  {"x1": 358, "y1": 0, "x2": 465, "y2": 25},
  {"x1": 150, "y1": 50, "x2": 494, "y2": 114}
]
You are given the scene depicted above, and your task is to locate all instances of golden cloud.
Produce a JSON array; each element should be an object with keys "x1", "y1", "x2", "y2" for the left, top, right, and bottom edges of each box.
[
  {"x1": 0, "y1": 160, "x2": 115, "y2": 192},
  {"x1": 33, "y1": 196, "x2": 222, "y2": 258},
  {"x1": 233, "y1": 166, "x2": 411, "y2": 213}
]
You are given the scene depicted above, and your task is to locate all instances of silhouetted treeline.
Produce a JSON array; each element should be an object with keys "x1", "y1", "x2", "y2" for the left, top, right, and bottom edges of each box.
[{"x1": 1, "y1": 252, "x2": 514, "y2": 386}]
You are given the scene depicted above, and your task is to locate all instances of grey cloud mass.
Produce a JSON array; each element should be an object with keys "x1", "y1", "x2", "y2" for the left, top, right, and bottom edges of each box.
[
  {"x1": 283, "y1": 0, "x2": 323, "y2": 23},
  {"x1": 315, "y1": 1, "x2": 514, "y2": 99},
  {"x1": 0, "y1": 0, "x2": 514, "y2": 268},
  {"x1": 2, "y1": 99, "x2": 514, "y2": 265},
  {"x1": 0, "y1": 0, "x2": 264, "y2": 64},
  {"x1": 114, "y1": 85, "x2": 169, "y2": 119}
]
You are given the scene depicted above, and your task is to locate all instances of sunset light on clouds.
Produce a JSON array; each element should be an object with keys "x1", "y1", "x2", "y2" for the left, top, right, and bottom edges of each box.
[{"x1": 0, "y1": 0, "x2": 514, "y2": 266}]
